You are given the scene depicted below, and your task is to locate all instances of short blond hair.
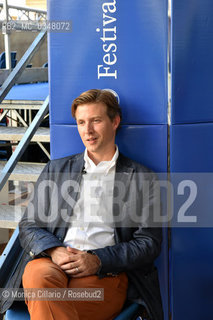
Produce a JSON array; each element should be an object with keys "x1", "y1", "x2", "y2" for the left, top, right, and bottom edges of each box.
[{"x1": 71, "y1": 89, "x2": 122, "y2": 123}]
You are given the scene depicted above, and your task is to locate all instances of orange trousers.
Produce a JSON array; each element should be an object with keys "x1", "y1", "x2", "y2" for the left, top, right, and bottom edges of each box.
[{"x1": 22, "y1": 258, "x2": 128, "y2": 320}]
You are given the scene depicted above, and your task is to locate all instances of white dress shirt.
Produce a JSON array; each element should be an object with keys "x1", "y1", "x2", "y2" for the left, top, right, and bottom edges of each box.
[{"x1": 63, "y1": 146, "x2": 119, "y2": 250}]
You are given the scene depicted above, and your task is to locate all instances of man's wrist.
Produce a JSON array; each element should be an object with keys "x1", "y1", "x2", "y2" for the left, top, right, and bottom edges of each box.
[
  {"x1": 87, "y1": 250, "x2": 102, "y2": 274},
  {"x1": 44, "y1": 247, "x2": 58, "y2": 258}
]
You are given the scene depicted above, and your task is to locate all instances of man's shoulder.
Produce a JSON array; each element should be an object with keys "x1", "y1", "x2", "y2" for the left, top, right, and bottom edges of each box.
[
  {"x1": 118, "y1": 153, "x2": 158, "y2": 180},
  {"x1": 45, "y1": 152, "x2": 84, "y2": 170},
  {"x1": 51, "y1": 152, "x2": 83, "y2": 163},
  {"x1": 118, "y1": 152, "x2": 152, "y2": 172}
]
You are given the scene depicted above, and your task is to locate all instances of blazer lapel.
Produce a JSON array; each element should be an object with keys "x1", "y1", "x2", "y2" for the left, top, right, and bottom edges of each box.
[
  {"x1": 113, "y1": 153, "x2": 134, "y2": 227},
  {"x1": 58, "y1": 153, "x2": 85, "y2": 232},
  {"x1": 68, "y1": 153, "x2": 85, "y2": 185}
]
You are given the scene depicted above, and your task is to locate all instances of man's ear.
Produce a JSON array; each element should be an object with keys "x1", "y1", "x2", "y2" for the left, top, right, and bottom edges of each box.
[{"x1": 113, "y1": 115, "x2": 121, "y2": 130}]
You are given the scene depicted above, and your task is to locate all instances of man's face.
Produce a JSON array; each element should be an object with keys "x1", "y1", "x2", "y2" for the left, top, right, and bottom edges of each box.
[{"x1": 75, "y1": 102, "x2": 120, "y2": 160}]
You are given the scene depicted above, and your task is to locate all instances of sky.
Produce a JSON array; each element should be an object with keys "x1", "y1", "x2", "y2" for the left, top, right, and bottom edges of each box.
[{"x1": 7, "y1": 0, "x2": 26, "y2": 5}]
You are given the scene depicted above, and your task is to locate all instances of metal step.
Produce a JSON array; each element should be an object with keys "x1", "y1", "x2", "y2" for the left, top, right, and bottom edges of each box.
[
  {"x1": 0, "y1": 68, "x2": 48, "y2": 85},
  {"x1": 0, "y1": 161, "x2": 45, "y2": 181},
  {"x1": 0, "y1": 205, "x2": 25, "y2": 229},
  {"x1": 0, "y1": 100, "x2": 43, "y2": 110},
  {"x1": 0, "y1": 126, "x2": 50, "y2": 142}
]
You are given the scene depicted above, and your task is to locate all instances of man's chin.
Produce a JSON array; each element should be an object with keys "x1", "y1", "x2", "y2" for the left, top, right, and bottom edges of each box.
[
  {"x1": 86, "y1": 144, "x2": 97, "y2": 152},
  {"x1": 87, "y1": 147, "x2": 98, "y2": 154}
]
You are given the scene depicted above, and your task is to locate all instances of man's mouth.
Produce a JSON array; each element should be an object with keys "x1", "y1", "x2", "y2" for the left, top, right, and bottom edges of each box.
[{"x1": 87, "y1": 137, "x2": 97, "y2": 142}]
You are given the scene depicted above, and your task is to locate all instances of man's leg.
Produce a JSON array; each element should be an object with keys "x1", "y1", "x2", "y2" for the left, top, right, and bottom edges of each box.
[
  {"x1": 23, "y1": 257, "x2": 128, "y2": 320},
  {"x1": 22, "y1": 258, "x2": 79, "y2": 320},
  {"x1": 69, "y1": 273, "x2": 128, "y2": 320}
]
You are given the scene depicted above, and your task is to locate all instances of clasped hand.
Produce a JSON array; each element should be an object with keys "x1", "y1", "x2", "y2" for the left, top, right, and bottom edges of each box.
[{"x1": 46, "y1": 246, "x2": 101, "y2": 277}]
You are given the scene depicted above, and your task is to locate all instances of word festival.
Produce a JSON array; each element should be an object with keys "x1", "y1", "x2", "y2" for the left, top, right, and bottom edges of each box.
[{"x1": 97, "y1": 0, "x2": 117, "y2": 79}]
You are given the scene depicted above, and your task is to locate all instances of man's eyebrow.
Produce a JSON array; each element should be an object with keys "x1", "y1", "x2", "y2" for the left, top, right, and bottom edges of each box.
[{"x1": 77, "y1": 115, "x2": 102, "y2": 121}]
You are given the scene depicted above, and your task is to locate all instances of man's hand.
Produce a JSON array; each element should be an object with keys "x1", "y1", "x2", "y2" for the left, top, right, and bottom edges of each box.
[
  {"x1": 45, "y1": 246, "x2": 101, "y2": 277},
  {"x1": 45, "y1": 246, "x2": 71, "y2": 266}
]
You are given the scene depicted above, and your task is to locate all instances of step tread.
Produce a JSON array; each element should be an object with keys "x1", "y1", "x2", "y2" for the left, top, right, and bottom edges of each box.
[
  {"x1": 0, "y1": 161, "x2": 45, "y2": 181},
  {"x1": 0, "y1": 126, "x2": 50, "y2": 142},
  {"x1": 1, "y1": 100, "x2": 43, "y2": 110},
  {"x1": 0, "y1": 204, "x2": 25, "y2": 229}
]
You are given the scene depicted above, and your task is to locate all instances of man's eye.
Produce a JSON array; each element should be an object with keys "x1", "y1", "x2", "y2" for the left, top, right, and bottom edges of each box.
[
  {"x1": 94, "y1": 119, "x2": 100, "y2": 123},
  {"x1": 78, "y1": 121, "x2": 84, "y2": 125}
]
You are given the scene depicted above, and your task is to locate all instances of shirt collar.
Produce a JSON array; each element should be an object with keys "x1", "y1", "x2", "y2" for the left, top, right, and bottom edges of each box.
[{"x1": 84, "y1": 145, "x2": 119, "y2": 174}]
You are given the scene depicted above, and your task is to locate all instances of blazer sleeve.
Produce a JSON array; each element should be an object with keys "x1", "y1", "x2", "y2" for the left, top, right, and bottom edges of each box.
[{"x1": 19, "y1": 161, "x2": 63, "y2": 258}]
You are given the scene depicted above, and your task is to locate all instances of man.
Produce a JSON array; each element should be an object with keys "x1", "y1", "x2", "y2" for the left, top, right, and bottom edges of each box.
[{"x1": 16, "y1": 89, "x2": 163, "y2": 319}]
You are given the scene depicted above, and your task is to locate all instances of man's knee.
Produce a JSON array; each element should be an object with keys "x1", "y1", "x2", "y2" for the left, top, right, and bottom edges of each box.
[{"x1": 22, "y1": 258, "x2": 67, "y2": 288}]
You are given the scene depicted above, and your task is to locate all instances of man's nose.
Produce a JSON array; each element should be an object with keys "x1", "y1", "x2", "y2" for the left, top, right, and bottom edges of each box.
[{"x1": 85, "y1": 122, "x2": 93, "y2": 133}]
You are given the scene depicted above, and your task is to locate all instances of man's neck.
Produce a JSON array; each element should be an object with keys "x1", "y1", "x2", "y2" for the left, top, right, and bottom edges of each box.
[{"x1": 87, "y1": 146, "x2": 117, "y2": 165}]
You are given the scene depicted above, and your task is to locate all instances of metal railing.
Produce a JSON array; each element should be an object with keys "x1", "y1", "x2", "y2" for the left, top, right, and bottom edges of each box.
[{"x1": 0, "y1": 3, "x2": 46, "y2": 21}]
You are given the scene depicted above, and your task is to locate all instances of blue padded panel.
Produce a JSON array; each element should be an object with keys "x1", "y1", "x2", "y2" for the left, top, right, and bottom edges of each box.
[
  {"x1": 171, "y1": 123, "x2": 213, "y2": 172},
  {"x1": 50, "y1": 125, "x2": 84, "y2": 158},
  {"x1": 51, "y1": 124, "x2": 168, "y2": 319},
  {"x1": 48, "y1": 0, "x2": 168, "y2": 125},
  {"x1": 170, "y1": 123, "x2": 213, "y2": 320},
  {"x1": 51, "y1": 125, "x2": 167, "y2": 173},
  {"x1": 171, "y1": 228, "x2": 213, "y2": 320},
  {"x1": 4, "y1": 83, "x2": 49, "y2": 100},
  {"x1": 116, "y1": 125, "x2": 167, "y2": 173},
  {"x1": 172, "y1": 0, "x2": 213, "y2": 124}
]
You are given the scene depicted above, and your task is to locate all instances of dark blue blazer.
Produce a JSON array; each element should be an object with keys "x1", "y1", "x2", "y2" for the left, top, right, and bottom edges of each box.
[{"x1": 1, "y1": 152, "x2": 163, "y2": 320}]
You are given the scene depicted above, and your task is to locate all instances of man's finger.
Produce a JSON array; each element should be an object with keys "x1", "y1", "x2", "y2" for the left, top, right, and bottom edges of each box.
[
  {"x1": 60, "y1": 261, "x2": 79, "y2": 270},
  {"x1": 66, "y1": 246, "x2": 82, "y2": 254},
  {"x1": 65, "y1": 267, "x2": 83, "y2": 276},
  {"x1": 59, "y1": 254, "x2": 79, "y2": 267}
]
